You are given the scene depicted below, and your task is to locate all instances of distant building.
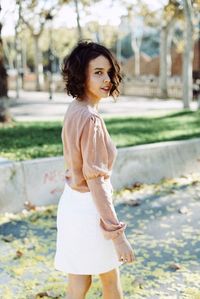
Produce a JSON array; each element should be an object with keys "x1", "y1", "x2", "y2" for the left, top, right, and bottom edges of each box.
[{"x1": 122, "y1": 39, "x2": 200, "y2": 79}]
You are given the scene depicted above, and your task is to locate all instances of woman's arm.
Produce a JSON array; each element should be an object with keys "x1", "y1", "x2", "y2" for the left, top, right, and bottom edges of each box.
[{"x1": 80, "y1": 114, "x2": 126, "y2": 240}]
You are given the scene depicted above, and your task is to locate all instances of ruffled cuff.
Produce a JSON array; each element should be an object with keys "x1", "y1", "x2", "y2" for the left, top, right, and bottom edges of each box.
[{"x1": 99, "y1": 220, "x2": 127, "y2": 240}]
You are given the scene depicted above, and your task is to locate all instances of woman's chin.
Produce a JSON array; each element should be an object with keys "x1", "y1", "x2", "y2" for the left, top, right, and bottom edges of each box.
[{"x1": 100, "y1": 92, "x2": 110, "y2": 98}]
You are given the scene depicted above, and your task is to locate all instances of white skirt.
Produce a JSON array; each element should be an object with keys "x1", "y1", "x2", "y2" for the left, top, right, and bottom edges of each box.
[{"x1": 54, "y1": 182, "x2": 122, "y2": 275}]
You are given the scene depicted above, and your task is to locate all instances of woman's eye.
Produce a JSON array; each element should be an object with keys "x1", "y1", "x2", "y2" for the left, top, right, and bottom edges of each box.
[{"x1": 95, "y1": 71, "x2": 102, "y2": 75}]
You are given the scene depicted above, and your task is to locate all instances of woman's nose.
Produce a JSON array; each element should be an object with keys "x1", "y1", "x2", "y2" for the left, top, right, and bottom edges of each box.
[{"x1": 103, "y1": 73, "x2": 110, "y2": 82}]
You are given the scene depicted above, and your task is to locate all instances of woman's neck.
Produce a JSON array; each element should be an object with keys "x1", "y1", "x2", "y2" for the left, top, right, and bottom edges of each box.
[
  {"x1": 75, "y1": 98, "x2": 99, "y2": 112},
  {"x1": 76, "y1": 97, "x2": 100, "y2": 108}
]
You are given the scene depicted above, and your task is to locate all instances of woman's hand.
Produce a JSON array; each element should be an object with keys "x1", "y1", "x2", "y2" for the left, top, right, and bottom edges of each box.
[{"x1": 112, "y1": 233, "x2": 135, "y2": 263}]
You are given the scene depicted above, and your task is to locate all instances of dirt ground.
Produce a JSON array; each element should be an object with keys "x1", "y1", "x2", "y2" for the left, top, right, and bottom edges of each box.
[{"x1": 0, "y1": 173, "x2": 200, "y2": 299}]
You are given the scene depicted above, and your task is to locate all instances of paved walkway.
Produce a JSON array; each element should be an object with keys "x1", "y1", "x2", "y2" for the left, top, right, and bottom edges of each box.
[
  {"x1": 8, "y1": 90, "x2": 198, "y2": 121},
  {"x1": 0, "y1": 173, "x2": 200, "y2": 298}
]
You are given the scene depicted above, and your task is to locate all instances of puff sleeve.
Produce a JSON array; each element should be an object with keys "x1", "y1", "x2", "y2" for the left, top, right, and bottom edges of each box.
[{"x1": 80, "y1": 114, "x2": 127, "y2": 240}]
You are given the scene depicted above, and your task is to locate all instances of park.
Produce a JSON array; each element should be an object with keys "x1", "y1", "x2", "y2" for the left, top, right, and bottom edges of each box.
[{"x1": 0, "y1": 0, "x2": 200, "y2": 298}]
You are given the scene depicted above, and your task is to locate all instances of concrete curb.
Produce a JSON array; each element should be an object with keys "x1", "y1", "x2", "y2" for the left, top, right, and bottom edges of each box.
[
  {"x1": 113, "y1": 138, "x2": 200, "y2": 189},
  {"x1": 1, "y1": 138, "x2": 200, "y2": 213}
]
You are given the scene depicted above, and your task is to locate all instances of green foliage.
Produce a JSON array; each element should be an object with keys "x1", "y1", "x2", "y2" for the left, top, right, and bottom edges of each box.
[
  {"x1": 0, "y1": 110, "x2": 200, "y2": 161},
  {"x1": 40, "y1": 27, "x2": 78, "y2": 59},
  {"x1": 84, "y1": 22, "x2": 118, "y2": 50}
]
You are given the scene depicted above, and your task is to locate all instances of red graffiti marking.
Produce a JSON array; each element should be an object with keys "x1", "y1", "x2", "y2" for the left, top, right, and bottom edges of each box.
[
  {"x1": 43, "y1": 170, "x2": 65, "y2": 184},
  {"x1": 50, "y1": 187, "x2": 64, "y2": 195}
]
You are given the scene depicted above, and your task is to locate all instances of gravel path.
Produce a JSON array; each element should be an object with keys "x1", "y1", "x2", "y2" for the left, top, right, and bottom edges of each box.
[{"x1": 8, "y1": 90, "x2": 198, "y2": 121}]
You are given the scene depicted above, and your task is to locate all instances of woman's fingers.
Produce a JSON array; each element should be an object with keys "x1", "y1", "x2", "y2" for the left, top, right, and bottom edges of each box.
[
  {"x1": 119, "y1": 251, "x2": 135, "y2": 263},
  {"x1": 130, "y1": 251, "x2": 135, "y2": 262},
  {"x1": 116, "y1": 240, "x2": 136, "y2": 263},
  {"x1": 118, "y1": 254, "x2": 130, "y2": 263}
]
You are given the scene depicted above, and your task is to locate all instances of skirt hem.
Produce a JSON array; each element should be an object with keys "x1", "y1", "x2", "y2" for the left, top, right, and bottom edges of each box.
[{"x1": 54, "y1": 261, "x2": 122, "y2": 275}]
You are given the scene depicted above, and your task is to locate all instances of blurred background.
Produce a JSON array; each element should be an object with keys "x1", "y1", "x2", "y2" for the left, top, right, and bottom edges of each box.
[{"x1": 0, "y1": 0, "x2": 199, "y2": 122}]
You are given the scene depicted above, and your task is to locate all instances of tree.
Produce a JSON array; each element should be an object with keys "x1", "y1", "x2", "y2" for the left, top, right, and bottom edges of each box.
[
  {"x1": 19, "y1": 0, "x2": 55, "y2": 91},
  {"x1": 159, "y1": 21, "x2": 173, "y2": 98},
  {"x1": 19, "y1": 0, "x2": 89, "y2": 91},
  {"x1": 159, "y1": 0, "x2": 183, "y2": 98},
  {"x1": 120, "y1": 0, "x2": 159, "y2": 76},
  {"x1": 182, "y1": 0, "x2": 195, "y2": 108},
  {"x1": 130, "y1": 14, "x2": 144, "y2": 76},
  {"x1": 59, "y1": 0, "x2": 85, "y2": 41},
  {"x1": 130, "y1": 2, "x2": 157, "y2": 76},
  {"x1": 0, "y1": 4, "x2": 10, "y2": 122},
  {"x1": 54, "y1": 0, "x2": 82, "y2": 41},
  {"x1": 74, "y1": 0, "x2": 83, "y2": 40}
]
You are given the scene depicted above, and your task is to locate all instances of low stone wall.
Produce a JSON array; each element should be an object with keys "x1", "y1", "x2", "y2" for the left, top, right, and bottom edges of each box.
[
  {"x1": 122, "y1": 80, "x2": 183, "y2": 98},
  {"x1": 1, "y1": 138, "x2": 200, "y2": 213}
]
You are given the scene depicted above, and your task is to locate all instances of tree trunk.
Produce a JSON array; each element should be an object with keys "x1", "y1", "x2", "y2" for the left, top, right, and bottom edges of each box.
[
  {"x1": 3, "y1": 39, "x2": 14, "y2": 69},
  {"x1": 14, "y1": 25, "x2": 22, "y2": 99},
  {"x1": 182, "y1": 0, "x2": 194, "y2": 109},
  {"x1": 131, "y1": 35, "x2": 142, "y2": 77},
  {"x1": 116, "y1": 38, "x2": 122, "y2": 64},
  {"x1": 159, "y1": 19, "x2": 175, "y2": 99},
  {"x1": 0, "y1": 59, "x2": 9, "y2": 121},
  {"x1": 34, "y1": 34, "x2": 44, "y2": 91},
  {"x1": 74, "y1": 0, "x2": 83, "y2": 41},
  {"x1": 21, "y1": 39, "x2": 27, "y2": 89},
  {"x1": 167, "y1": 21, "x2": 175, "y2": 78},
  {"x1": 0, "y1": 47, "x2": 7, "y2": 97},
  {"x1": 0, "y1": 20, "x2": 10, "y2": 122},
  {"x1": 159, "y1": 23, "x2": 169, "y2": 98}
]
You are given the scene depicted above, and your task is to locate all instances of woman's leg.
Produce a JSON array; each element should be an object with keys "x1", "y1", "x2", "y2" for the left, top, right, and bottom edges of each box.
[
  {"x1": 99, "y1": 268, "x2": 123, "y2": 299},
  {"x1": 66, "y1": 274, "x2": 92, "y2": 299}
]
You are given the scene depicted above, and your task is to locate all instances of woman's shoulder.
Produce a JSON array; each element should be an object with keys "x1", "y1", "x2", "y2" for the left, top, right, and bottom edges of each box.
[{"x1": 63, "y1": 99, "x2": 103, "y2": 129}]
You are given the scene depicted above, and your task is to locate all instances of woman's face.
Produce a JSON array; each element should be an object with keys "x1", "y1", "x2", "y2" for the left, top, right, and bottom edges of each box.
[{"x1": 84, "y1": 55, "x2": 113, "y2": 103}]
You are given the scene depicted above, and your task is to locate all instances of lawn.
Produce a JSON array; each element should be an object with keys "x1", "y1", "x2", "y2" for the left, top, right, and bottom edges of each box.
[{"x1": 0, "y1": 110, "x2": 199, "y2": 161}]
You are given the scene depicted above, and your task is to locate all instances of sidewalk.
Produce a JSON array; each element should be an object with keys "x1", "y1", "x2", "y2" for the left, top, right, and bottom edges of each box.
[
  {"x1": 8, "y1": 90, "x2": 198, "y2": 121},
  {"x1": 0, "y1": 173, "x2": 200, "y2": 298}
]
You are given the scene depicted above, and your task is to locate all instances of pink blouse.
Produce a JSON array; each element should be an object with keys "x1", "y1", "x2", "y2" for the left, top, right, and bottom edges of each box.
[{"x1": 61, "y1": 99, "x2": 126, "y2": 240}]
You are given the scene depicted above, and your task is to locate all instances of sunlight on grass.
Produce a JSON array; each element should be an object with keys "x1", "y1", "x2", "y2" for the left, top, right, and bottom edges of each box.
[{"x1": 0, "y1": 110, "x2": 200, "y2": 160}]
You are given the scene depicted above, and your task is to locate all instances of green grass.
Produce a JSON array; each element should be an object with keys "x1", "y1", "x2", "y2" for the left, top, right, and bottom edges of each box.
[{"x1": 0, "y1": 109, "x2": 200, "y2": 161}]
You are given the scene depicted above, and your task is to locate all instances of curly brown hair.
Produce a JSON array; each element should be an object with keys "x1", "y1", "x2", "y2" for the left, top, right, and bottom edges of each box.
[{"x1": 61, "y1": 40, "x2": 122, "y2": 100}]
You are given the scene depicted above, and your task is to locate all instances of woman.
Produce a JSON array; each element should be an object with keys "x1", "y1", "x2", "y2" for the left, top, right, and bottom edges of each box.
[{"x1": 54, "y1": 41, "x2": 135, "y2": 299}]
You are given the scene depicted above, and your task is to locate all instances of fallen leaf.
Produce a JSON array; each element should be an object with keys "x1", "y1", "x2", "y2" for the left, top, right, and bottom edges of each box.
[
  {"x1": 35, "y1": 290, "x2": 59, "y2": 298},
  {"x1": 24, "y1": 201, "x2": 36, "y2": 211},
  {"x1": 46, "y1": 290, "x2": 60, "y2": 298},
  {"x1": 125, "y1": 198, "x2": 141, "y2": 206},
  {"x1": 134, "y1": 230, "x2": 143, "y2": 235},
  {"x1": 132, "y1": 277, "x2": 144, "y2": 289},
  {"x1": 1, "y1": 235, "x2": 14, "y2": 242},
  {"x1": 178, "y1": 207, "x2": 189, "y2": 214},
  {"x1": 169, "y1": 263, "x2": 181, "y2": 270},
  {"x1": 169, "y1": 190, "x2": 176, "y2": 194},
  {"x1": 132, "y1": 182, "x2": 143, "y2": 189},
  {"x1": 35, "y1": 291, "x2": 49, "y2": 298},
  {"x1": 15, "y1": 250, "x2": 23, "y2": 258},
  {"x1": 191, "y1": 180, "x2": 199, "y2": 186}
]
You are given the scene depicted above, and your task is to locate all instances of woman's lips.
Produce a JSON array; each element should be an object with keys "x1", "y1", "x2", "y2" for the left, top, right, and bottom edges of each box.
[{"x1": 101, "y1": 87, "x2": 110, "y2": 92}]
